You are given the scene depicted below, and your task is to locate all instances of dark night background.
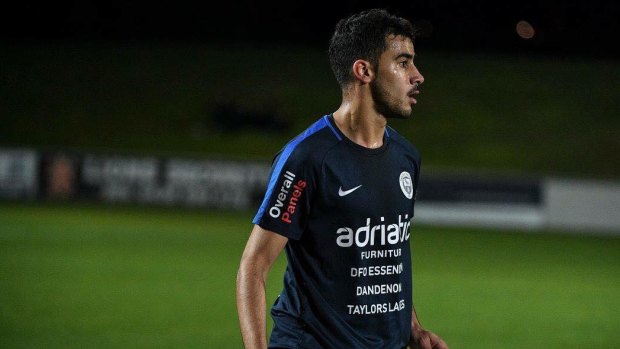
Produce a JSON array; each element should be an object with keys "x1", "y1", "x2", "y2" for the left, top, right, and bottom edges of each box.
[
  {"x1": 2, "y1": 0, "x2": 620, "y2": 58},
  {"x1": 1, "y1": 0, "x2": 619, "y2": 178}
]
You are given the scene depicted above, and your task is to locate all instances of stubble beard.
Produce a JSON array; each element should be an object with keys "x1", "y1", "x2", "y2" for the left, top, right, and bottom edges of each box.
[{"x1": 370, "y1": 76, "x2": 412, "y2": 120}]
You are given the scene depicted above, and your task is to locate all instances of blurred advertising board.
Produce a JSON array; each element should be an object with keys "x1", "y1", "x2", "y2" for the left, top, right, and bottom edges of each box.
[
  {"x1": 0, "y1": 148, "x2": 270, "y2": 210},
  {"x1": 78, "y1": 154, "x2": 270, "y2": 209},
  {"x1": 3, "y1": 148, "x2": 619, "y2": 233},
  {"x1": 0, "y1": 149, "x2": 39, "y2": 200}
]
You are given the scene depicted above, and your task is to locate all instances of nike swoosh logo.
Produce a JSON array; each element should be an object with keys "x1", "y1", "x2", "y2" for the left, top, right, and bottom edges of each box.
[{"x1": 338, "y1": 185, "x2": 362, "y2": 197}]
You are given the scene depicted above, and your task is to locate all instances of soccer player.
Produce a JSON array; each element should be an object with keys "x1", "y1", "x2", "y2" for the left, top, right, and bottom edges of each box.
[{"x1": 236, "y1": 8, "x2": 448, "y2": 349}]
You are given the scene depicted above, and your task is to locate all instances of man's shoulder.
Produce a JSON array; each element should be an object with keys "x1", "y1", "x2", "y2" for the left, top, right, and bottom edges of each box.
[
  {"x1": 387, "y1": 125, "x2": 421, "y2": 160},
  {"x1": 274, "y1": 115, "x2": 342, "y2": 164}
]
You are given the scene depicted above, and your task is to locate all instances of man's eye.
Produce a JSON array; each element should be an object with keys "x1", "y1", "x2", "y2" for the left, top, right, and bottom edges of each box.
[{"x1": 400, "y1": 61, "x2": 409, "y2": 67}]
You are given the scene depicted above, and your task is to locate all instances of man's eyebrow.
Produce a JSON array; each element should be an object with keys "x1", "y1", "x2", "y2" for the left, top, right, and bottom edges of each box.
[{"x1": 395, "y1": 53, "x2": 414, "y2": 60}]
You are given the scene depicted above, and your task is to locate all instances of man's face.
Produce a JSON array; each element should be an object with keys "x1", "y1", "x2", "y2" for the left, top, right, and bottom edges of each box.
[{"x1": 370, "y1": 35, "x2": 424, "y2": 119}]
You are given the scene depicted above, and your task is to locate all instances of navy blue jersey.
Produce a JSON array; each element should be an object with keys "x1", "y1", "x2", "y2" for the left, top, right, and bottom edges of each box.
[{"x1": 253, "y1": 114, "x2": 421, "y2": 349}]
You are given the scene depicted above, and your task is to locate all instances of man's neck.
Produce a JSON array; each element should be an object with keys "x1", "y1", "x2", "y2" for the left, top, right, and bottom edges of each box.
[{"x1": 332, "y1": 102, "x2": 387, "y2": 149}]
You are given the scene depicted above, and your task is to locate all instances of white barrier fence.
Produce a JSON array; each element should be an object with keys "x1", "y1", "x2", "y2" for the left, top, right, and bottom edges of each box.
[
  {"x1": 545, "y1": 178, "x2": 620, "y2": 234},
  {"x1": 1, "y1": 148, "x2": 619, "y2": 234},
  {"x1": 408, "y1": 178, "x2": 620, "y2": 234}
]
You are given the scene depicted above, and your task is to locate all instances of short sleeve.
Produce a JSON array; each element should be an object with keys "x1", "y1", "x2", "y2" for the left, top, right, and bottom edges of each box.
[{"x1": 252, "y1": 146, "x2": 315, "y2": 240}]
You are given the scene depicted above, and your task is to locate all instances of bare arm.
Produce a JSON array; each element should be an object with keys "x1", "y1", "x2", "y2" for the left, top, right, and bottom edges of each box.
[
  {"x1": 409, "y1": 307, "x2": 449, "y2": 349},
  {"x1": 236, "y1": 224, "x2": 288, "y2": 349}
]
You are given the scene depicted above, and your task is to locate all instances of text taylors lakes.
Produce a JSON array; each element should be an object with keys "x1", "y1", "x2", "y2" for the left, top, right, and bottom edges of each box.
[
  {"x1": 269, "y1": 171, "x2": 307, "y2": 224},
  {"x1": 336, "y1": 215, "x2": 411, "y2": 248}
]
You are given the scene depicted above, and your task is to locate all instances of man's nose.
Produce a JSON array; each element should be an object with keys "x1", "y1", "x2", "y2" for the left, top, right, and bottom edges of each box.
[{"x1": 411, "y1": 69, "x2": 424, "y2": 87}]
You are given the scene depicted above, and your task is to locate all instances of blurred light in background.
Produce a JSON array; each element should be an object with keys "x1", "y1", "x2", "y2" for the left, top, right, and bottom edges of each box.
[{"x1": 516, "y1": 20, "x2": 536, "y2": 40}]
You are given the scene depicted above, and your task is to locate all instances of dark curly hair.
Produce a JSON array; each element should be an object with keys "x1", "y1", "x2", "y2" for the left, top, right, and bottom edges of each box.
[{"x1": 328, "y1": 8, "x2": 416, "y2": 89}]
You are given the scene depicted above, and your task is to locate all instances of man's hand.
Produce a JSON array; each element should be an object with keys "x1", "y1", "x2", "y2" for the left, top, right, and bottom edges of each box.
[{"x1": 409, "y1": 324, "x2": 448, "y2": 349}]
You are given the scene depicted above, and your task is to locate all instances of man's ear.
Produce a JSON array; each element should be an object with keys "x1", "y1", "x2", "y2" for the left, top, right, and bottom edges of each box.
[{"x1": 352, "y1": 60, "x2": 373, "y2": 83}]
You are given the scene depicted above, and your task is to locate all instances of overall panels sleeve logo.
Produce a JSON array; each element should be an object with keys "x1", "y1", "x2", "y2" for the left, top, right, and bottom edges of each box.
[
  {"x1": 399, "y1": 171, "x2": 413, "y2": 199},
  {"x1": 269, "y1": 170, "x2": 307, "y2": 224}
]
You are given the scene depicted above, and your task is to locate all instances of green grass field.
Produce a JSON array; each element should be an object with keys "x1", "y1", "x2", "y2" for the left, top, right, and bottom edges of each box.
[{"x1": 1, "y1": 202, "x2": 619, "y2": 348}]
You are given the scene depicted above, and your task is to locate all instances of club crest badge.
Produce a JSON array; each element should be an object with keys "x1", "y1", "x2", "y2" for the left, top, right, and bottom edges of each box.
[{"x1": 399, "y1": 171, "x2": 414, "y2": 199}]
